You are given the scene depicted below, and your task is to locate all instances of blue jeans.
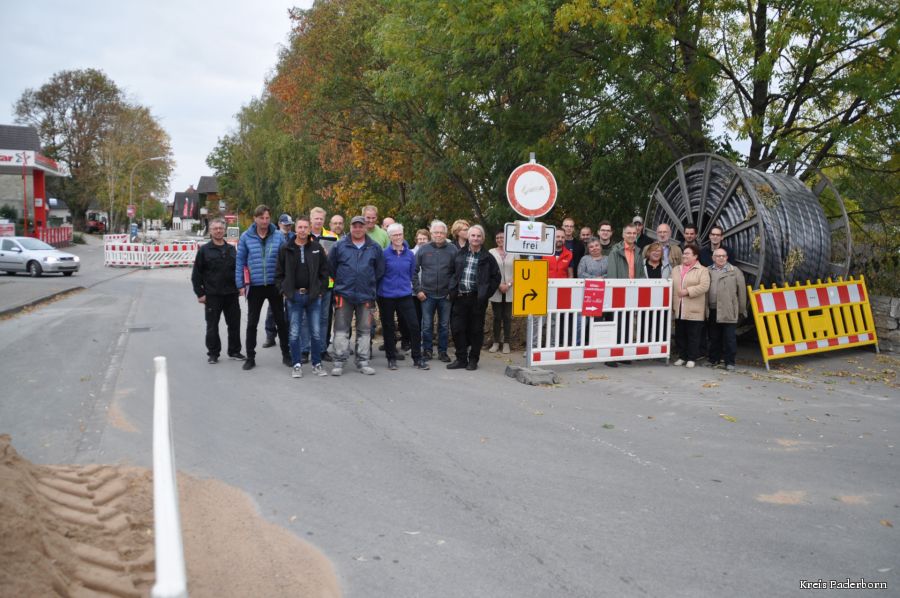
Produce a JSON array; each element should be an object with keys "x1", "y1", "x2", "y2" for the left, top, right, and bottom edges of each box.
[
  {"x1": 286, "y1": 292, "x2": 322, "y2": 366},
  {"x1": 301, "y1": 288, "x2": 332, "y2": 354},
  {"x1": 421, "y1": 295, "x2": 450, "y2": 353}
]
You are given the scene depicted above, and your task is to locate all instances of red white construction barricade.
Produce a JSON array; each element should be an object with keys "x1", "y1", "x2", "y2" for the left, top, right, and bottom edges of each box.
[
  {"x1": 36, "y1": 225, "x2": 73, "y2": 247},
  {"x1": 104, "y1": 243, "x2": 149, "y2": 267},
  {"x1": 145, "y1": 243, "x2": 198, "y2": 267},
  {"x1": 104, "y1": 242, "x2": 197, "y2": 268},
  {"x1": 531, "y1": 278, "x2": 671, "y2": 366},
  {"x1": 104, "y1": 234, "x2": 129, "y2": 243}
]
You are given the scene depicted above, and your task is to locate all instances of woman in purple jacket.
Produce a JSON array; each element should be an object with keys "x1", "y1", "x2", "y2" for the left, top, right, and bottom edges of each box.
[{"x1": 378, "y1": 223, "x2": 429, "y2": 371}]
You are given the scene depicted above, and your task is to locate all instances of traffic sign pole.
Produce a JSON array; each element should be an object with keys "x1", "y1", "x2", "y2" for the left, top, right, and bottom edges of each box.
[{"x1": 526, "y1": 153, "x2": 536, "y2": 367}]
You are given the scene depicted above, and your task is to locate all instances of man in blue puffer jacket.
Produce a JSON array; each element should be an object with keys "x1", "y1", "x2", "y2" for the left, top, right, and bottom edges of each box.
[
  {"x1": 235, "y1": 205, "x2": 288, "y2": 370},
  {"x1": 328, "y1": 215, "x2": 385, "y2": 375}
]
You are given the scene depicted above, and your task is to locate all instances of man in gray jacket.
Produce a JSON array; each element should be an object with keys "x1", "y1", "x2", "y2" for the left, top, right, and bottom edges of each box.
[{"x1": 415, "y1": 220, "x2": 458, "y2": 362}]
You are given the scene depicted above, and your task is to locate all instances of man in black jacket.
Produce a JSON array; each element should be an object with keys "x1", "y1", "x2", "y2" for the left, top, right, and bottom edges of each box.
[
  {"x1": 191, "y1": 218, "x2": 244, "y2": 364},
  {"x1": 276, "y1": 215, "x2": 330, "y2": 378},
  {"x1": 447, "y1": 225, "x2": 501, "y2": 371}
]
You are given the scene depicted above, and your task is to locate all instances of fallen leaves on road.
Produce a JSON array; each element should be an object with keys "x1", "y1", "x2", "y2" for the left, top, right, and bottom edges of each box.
[
  {"x1": 880, "y1": 520, "x2": 893, "y2": 528},
  {"x1": 601, "y1": 423, "x2": 615, "y2": 430},
  {"x1": 702, "y1": 382, "x2": 720, "y2": 388},
  {"x1": 718, "y1": 414, "x2": 738, "y2": 423},
  {"x1": 756, "y1": 490, "x2": 806, "y2": 505}
]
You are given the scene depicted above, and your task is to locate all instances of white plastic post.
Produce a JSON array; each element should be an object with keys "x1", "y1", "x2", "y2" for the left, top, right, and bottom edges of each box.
[{"x1": 151, "y1": 356, "x2": 188, "y2": 598}]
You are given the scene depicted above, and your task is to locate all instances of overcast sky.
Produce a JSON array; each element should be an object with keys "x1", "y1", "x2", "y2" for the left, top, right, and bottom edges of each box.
[{"x1": 0, "y1": 0, "x2": 311, "y2": 200}]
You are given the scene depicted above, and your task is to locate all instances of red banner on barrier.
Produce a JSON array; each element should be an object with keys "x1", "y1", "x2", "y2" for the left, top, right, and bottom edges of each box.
[{"x1": 582, "y1": 279, "x2": 606, "y2": 317}]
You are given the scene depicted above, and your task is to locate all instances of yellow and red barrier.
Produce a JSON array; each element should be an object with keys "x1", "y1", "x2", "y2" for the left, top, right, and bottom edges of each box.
[{"x1": 748, "y1": 276, "x2": 878, "y2": 369}]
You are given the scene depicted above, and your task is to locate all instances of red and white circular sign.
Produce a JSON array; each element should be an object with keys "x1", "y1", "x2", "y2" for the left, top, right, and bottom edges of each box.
[{"x1": 506, "y1": 162, "x2": 557, "y2": 218}]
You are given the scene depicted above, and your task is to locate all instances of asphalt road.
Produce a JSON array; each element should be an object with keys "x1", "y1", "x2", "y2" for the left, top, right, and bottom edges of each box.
[{"x1": 1, "y1": 260, "x2": 897, "y2": 597}]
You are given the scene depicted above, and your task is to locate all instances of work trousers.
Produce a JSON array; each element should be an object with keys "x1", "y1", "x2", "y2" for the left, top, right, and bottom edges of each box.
[
  {"x1": 333, "y1": 297, "x2": 375, "y2": 366},
  {"x1": 204, "y1": 293, "x2": 241, "y2": 358},
  {"x1": 451, "y1": 293, "x2": 488, "y2": 365},
  {"x1": 246, "y1": 285, "x2": 288, "y2": 359},
  {"x1": 378, "y1": 296, "x2": 422, "y2": 361}
]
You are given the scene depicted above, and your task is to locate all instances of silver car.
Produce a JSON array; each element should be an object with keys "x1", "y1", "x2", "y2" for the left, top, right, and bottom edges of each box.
[{"x1": 0, "y1": 236, "x2": 81, "y2": 277}]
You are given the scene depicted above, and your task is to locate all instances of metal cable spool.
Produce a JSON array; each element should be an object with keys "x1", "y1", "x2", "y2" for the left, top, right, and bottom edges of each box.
[{"x1": 644, "y1": 153, "x2": 851, "y2": 288}]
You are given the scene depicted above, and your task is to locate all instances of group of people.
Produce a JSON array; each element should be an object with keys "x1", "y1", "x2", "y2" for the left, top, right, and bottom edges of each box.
[
  {"x1": 191, "y1": 206, "x2": 748, "y2": 378},
  {"x1": 542, "y1": 215, "x2": 747, "y2": 370},
  {"x1": 191, "y1": 204, "x2": 503, "y2": 378}
]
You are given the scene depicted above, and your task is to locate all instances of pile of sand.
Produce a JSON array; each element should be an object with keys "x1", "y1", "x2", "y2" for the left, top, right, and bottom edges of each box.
[{"x1": 0, "y1": 435, "x2": 341, "y2": 597}]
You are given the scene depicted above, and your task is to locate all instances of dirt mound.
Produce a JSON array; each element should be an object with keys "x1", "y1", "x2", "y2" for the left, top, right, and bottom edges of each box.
[{"x1": 0, "y1": 435, "x2": 341, "y2": 597}]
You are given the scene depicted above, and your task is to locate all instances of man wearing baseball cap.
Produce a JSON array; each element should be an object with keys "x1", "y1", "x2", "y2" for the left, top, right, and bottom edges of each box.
[
  {"x1": 328, "y1": 215, "x2": 385, "y2": 375},
  {"x1": 632, "y1": 215, "x2": 651, "y2": 249}
]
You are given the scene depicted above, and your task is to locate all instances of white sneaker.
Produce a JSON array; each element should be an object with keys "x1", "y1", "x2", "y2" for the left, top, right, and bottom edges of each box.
[
  {"x1": 358, "y1": 363, "x2": 376, "y2": 375},
  {"x1": 502, "y1": 343, "x2": 510, "y2": 354},
  {"x1": 312, "y1": 364, "x2": 328, "y2": 377},
  {"x1": 685, "y1": 361, "x2": 695, "y2": 368},
  {"x1": 331, "y1": 365, "x2": 343, "y2": 377},
  {"x1": 292, "y1": 364, "x2": 302, "y2": 378},
  {"x1": 674, "y1": 359, "x2": 685, "y2": 366},
  {"x1": 488, "y1": 343, "x2": 499, "y2": 353}
]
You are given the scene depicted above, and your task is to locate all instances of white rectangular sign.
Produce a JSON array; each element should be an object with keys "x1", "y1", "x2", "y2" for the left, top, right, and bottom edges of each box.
[{"x1": 504, "y1": 221, "x2": 555, "y2": 256}]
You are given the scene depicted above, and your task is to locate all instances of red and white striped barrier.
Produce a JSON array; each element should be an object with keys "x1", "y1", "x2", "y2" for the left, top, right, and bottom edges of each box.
[
  {"x1": 36, "y1": 226, "x2": 73, "y2": 247},
  {"x1": 145, "y1": 243, "x2": 198, "y2": 267},
  {"x1": 104, "y1": 242, "x2": 197, "y2": 268},
  {"x1": 103, "y1": 234, "x2": 129, "y2": 243},
  {"x1": 531, "y1": 278, "x2": 672, "y2": 366},
  {"x1": 754, "y1": 282, "x2": 866, "y2": 313}
]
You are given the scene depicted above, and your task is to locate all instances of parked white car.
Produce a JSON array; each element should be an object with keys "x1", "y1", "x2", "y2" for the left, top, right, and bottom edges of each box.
[{"x1": 0, "y1": 236, "x2": 80, "y2": 277}]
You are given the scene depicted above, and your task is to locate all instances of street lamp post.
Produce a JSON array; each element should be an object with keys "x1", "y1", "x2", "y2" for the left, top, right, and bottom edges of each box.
[{"x1": 130, "y1": 155, "x2": 166, "y2": 238}]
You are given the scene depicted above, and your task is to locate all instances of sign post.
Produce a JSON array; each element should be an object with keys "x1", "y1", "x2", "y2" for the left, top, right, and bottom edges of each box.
[{"x1": 506, "y1": 154, "x2": 557, "y2": 367}]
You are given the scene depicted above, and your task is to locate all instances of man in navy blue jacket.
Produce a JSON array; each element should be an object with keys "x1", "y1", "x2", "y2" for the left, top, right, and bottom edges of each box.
[
  {"x1": 235, "y1": 205, "x2": 288, "y2": 370},
  {"x1": 328, "y1": 215, "x2": 385, "y2": 376}
]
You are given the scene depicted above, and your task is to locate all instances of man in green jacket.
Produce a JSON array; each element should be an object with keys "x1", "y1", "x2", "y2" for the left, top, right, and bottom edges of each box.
[{"x1": 606, "y1": 223, "x2": 647, "y2": 279}]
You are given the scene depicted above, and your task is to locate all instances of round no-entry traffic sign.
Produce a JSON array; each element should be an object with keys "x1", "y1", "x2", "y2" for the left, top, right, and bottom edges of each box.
[{"x1": 506, "y1": 162, "x2": 557, "y2": 218}]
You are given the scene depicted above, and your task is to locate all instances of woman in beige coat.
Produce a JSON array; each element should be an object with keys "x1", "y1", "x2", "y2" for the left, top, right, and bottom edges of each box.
[
  {"x1": 672, "y1": 244, "x2": 710, "y2": 368},
  {"x1": 488, "y1": 230, "x2": 514, "y2": 353}
]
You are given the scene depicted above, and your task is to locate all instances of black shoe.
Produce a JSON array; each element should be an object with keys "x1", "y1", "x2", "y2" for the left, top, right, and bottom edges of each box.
[
  {"x1": 242, "y1": 358, "x2": 256, "y2": 371},
  {"x1": 604, "y1": 362, "x2": 619, "y2": 368},
  {"x1": 396, "y1": 353, "x2": 406, "y2": 360},
  {"x1": 208, "y1": 355, "x2": 219, "y2": 364},
  {"x1": 388, "y1": 359, "x2": 398, "y2": 370},
  {"x1": 439, "y1": 352, "x2": 451, "y2": 363},
  {"x1": 322, "y1": 351, "x2": 333, "y2": 362},
  {"x1": 262, "y1": 338, "x2": 276, "y2": 348},
  {"x1": 378, "y1": 343, "x2": 385, "y2": 351},
  {"x1": 301, "y1": 352, "x2": 310, "y2": 364},
  {"x1": 465, "y1": 361, "x2": 478, "y2": 371},
  {"x1": 228, "y1": 352, "x2": 246, "y2": 360},
  {"x1": 423, "y1": 350, "x2": 433, "y2": 360},
  {"x1": 446, "y1": 360, "x2": 467, "y2": 370},
  {"x1": 415, "y1": 359, "x2": 430, "y2": 370},
  {"x1": 283, "y1": 355, "x2": 292, "y2": 367}
]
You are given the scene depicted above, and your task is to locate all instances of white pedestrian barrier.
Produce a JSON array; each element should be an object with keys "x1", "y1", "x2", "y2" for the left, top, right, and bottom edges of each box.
[
  {"x1": 531, "y1": 278, "x2": 672, "y2": 366},
  {"x1": 152, "y1": 357, "x2": 188, "y2": 598}
]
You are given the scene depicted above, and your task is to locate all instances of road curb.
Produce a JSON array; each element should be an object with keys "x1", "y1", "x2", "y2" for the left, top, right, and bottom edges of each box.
[{"x1": 0, "y1": 287, "x2": 87, "y2": 318}]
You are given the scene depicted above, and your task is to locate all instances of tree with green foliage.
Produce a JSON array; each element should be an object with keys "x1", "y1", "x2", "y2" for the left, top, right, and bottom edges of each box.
[{"x1": 97, "y1": 104, "x2": 173, "y2": 232}]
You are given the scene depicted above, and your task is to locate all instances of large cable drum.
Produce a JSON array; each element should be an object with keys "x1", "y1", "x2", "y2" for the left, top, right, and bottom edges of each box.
[{"x1": 645, "y1": 154, "x2": 851, "y2": 288}]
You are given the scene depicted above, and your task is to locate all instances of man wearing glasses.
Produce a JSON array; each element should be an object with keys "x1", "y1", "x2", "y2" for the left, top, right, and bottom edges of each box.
[
  {"x1": 706, "y1": 247, "x2": 746, "y2": 371},
  {"x1": 700, "y1": 226, "x2": 732, "y2": 266}
]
